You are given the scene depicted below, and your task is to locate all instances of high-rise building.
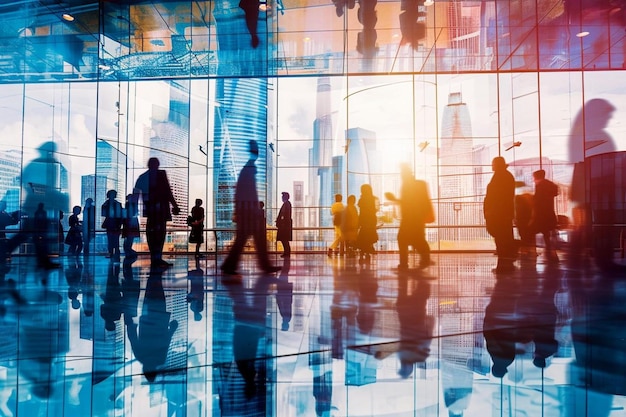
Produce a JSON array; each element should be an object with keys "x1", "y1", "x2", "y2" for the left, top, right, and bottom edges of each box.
[
  {"x1": 345, "y1": 127, "x2": 377, "y2": 199},
  {"x1": 309, "y1": 77, "x2": 334, "y2": 228},
  {"x1": 213, "y1": 78, "x2": 269, "y2": 229},
  {"x1": 0, "y1": 149, "x2": 21, "y2": 212},
  {"x1": 96, "y1": 139, "x2": 127, "y2": 198}
]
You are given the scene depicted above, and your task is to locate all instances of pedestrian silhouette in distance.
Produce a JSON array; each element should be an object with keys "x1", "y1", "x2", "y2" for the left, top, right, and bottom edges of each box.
[
  {"x1": 189, "y1": 198, "x2": 205, "y2": 258},
  {"x1": 484, "y1": 157, "x2": 516, "y2": 273},
  {"x1": 328, "y1": 194, "x2": 345, "y2": 257},
  {"x1": 133, "y1": 157, "x2": 181, "y2": 268},
  {"x1": 356, "y1": 184, "x2": 378, "y2": 263},
  {"x1": 385, "y1": 163, "x2": 434, "y2": 270},
  {"x1": 221, "y1": 140, "x2": 281, "y2": 275},
  {"x1": 65, "y1": 205, "x2": 83, "y2": 256},
  {"x1": 82, "y1": 198, "x2": 95, "y2": 256},
  {"x1": 531, "y1": 169, "x2": 559, "y2": 263},
  {"x1": 341, "y1": 195, "x2": 359, "y2": 257},
  {"x1": 122, "y1": 193, "x2": 139, "y2": 258},
  {"x1": 276, "y1": 192, "x2": 292, "y2": 258},
  {"x1": 101, "y1": 189, "x2": 123, "y2": 261}
]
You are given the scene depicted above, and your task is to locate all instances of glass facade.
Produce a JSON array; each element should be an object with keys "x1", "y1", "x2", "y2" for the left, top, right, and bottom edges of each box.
[
  {"x1": 0, "y1": 1, "x2": 624, "y2": 251},
  {"x1": 1, "y1": 1, "x2": 626, "y2": 416}
]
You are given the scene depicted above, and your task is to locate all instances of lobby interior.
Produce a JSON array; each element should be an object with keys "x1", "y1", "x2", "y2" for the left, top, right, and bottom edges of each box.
[{"x1": 1, "y1": 0, "x2": 626, "y2": 416}]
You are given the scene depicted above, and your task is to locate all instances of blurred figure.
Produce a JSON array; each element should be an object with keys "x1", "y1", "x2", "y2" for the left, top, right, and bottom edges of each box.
[
  {"x1": 65, "y1": 205, "x2": 83, "y2": 256},
  {"x1": 125, "y1": 267, "x2": 178, "y2": 382},
  {"x1": 399, "y1": 0, "x2": 426, "y2": 50},
  {"x1": 101, "y1": 190, "x2": 123, "y2": 261},
  {"x1": 221, "y1": 141, "x2": 280, "y2": 275},
  {"x1": 356, "y1": 184, "x2": 378, "y2": 262},
  {"x1": 397, "y1": 280, "x2": 433, "y2": 378},
  {"x1": 100, "y1": 262, "x2": 123, "y2": 332},
  {"x1": 188, "y1": 198, "x2": 205, "y2": 258},
  {"x1": 515, "y1": 191, "x2": 535, "y2": 258},
  {"x1": 385, "y1": 164, "x2": 434, "y2": 269},
  {"x1": 341, "y1": 195, "x2": 359, "y2": 257},
  {"x1": 568, "y1": 99, "x2": 620, "y2": 272},
  {"x1": 483, "y1": 275, "x2": 559, "y2": 379},
  {"x1": 276, "y1": 257, "x2": 293, "y2": 331},
  {"x1": 186, "y1": 268, "x2": 205, "y2": 321},
  {"x1": 276, "y1": 192, "x2": 292, "y2": 258},
  {"x1": 133, "y1": 157, "x2": 181, "y2": 268},
  {"x1": 328, "y1": 194, "x2": 345, "y2": 257},
  {"x1": 6, "y1": 141, "x2": 68, "y2": 269},
  {"x1": 122, "y1": 193, "x2": 139, "y2": 258},
  {"x1": 531, "y1": 169, "x2": 559, "y2": 263},
  {"x1": 17, "y1": 286, "x2": 66, "y2": 399},
  {"x1": 0, "y1": 200, "x2": 20, "y2": 269},
  {"x1": 82, "y1": 198, "x2": 95, "y2": 256},
  {"x1": 64, "y1": 258, "x2": 83, "y2": 310},
  {"x1": 57, "y1": 210, "x2": 64, "y2": 255},
  {"x1": 224, "y1": 274, "x2": 275, "y2": 398},
  {"x1": 484, "y1": 157, "x2": 516, "y2": 273},
  {"x1": 239, "y1": 0, "x2": 261, "y2": 48}
]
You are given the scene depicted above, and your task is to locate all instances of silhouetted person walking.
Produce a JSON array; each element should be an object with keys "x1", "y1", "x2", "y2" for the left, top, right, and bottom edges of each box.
[
  {"x1": 484, "y1": 157, "x2": 516, "y2": 273},
  {"x1": 122, "y1": 193, "x2": 139, "y2": 258},
  {"x1": 356, "y1": 184, "x2": 378, "y2": 261},
  {"x1": 134, "y1": 157, "x2": 181, "y2": 268},
  {"x1": 531, "y1": 169, "x2": 559, "y2": 262},
  {"x1": 385, "y1": 164, "x2": 434, "y2": 269},
  {"x1": 328, "y1": 194, "x2": 344, "y2": 256},
  {"x1": 221, "y1": 140, "x2": 280, "y2": 275},
  {"x1": 341, "y1": 195, "x2": 359, "y2": 256},
  {"x1": 101, "y1": 189, "x2": 123, "y2": 261},
  {"x1": 276, "y1": 192, "x2": 292, "y2": 258},
  {"x1": 82, "y1": 198, "x2": 95, "y2": 256},
  {"x1": 65, "y1": 205, "x2": 83, "y2": 256}
]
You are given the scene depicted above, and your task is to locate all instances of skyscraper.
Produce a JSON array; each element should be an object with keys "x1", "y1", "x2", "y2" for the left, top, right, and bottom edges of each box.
[
  {"x1": 213, "y1": 78, "x2": 269, "y2": 229},
  {"x1": 309, "y1": 77, "x2": 334, "y2": 227}
]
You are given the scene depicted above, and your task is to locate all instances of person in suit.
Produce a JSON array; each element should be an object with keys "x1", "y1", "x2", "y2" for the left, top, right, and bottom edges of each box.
[
  {"x1": 484, "y1": 157, "x2": 516, "y2": 273},
  {"x1": 275, "y1": 192, "x2": 292, "y2": 258},
  {"x1": 531, "y1": 169, "x2": 559, "y2": 262},
  {"x1": 220, "y1": 141, "x2": 280, "y2": 275},
  {"x1": 101, "y1": 189, "x2": 124, "y2": 261},
  {"x1": 134, "y1": 158, "x2": 181, "y2": 267}
]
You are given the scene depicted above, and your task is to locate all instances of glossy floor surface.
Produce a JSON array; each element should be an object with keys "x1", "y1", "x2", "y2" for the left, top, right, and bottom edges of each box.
[{"x1": 0, "y1": 249, "x2": 623, "y2": 417}]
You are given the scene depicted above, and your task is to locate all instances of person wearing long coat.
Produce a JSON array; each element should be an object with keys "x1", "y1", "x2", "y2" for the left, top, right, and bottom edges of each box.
[
  {"x1": 356, "y1": 184, "x2": 378, "y2": 260},
  {"x1": 484, "y1": 157, "x2": 516, "y2": 273},
  {"x1": 276, "y1": 192, "x2": 293, "y2": 258}
]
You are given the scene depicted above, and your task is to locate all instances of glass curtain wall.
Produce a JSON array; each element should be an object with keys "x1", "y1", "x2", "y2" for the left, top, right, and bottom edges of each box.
[{"x1": 0, "y1": 0, "x2": 625, "y2": 254}]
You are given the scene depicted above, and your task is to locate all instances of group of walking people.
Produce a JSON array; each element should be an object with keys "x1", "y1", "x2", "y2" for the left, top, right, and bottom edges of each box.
[
  {"x1": 328, "y1": 184, "x2": 379, "y2": 262},
  {"x1": 328, "y1": 163, "x2": 435, "y2": 270}
]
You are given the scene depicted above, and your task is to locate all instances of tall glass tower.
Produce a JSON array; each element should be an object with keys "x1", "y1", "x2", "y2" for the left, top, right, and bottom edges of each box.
[{"x1": 213, "y1": 78, "x2": 269, "y2": 228}]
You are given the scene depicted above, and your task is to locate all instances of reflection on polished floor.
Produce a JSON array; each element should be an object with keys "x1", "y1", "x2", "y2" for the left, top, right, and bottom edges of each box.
[{"x1": 0, "y1": 249, "x2": 624, "y2": 416}]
